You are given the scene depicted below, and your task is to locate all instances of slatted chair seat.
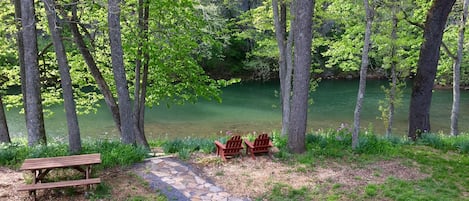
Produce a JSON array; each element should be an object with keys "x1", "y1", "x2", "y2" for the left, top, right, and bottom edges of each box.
[
  {"x1": 214, "y1": 135, "x2": 244, "y2": 161},
  {"x1": 245, "y1": 133, "x2": 273, "y2": 159}
]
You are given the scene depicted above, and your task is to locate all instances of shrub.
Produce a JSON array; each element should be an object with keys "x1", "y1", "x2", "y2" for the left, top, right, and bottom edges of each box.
[
  {"x1": 355, "y1": 134, "x2": 397, "y2": 155},
  {"x1": 417, "y1": 133, "x2": 448, "y2": 150},
  {"x1": 0, "y1": 142, "x2": 29, "y2": 168},
  {"x1": 271, "y1": 131, "x2": 287, "y2": 148},
  {"x1": 455, "y1": 141, "x2": 469, "y2": 154},
  {"x1": 162, "y1": 137, "x2": 216, "y2": 156},
  {"x1": 83, "y1": 140, "x2": 148, "y2": 168}
]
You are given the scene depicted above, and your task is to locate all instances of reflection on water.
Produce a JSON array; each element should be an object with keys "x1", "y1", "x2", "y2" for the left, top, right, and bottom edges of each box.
[{"x1": 6, "y1": 80, "x2": 469, "y2": 140}]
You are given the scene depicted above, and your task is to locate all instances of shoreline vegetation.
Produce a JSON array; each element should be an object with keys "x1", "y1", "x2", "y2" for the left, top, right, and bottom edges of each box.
[{"x1": 1, "y1": 130, "x2": 469, "y2": 200}]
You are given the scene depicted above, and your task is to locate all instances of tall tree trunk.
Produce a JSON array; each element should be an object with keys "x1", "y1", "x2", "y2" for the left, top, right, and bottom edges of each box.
[
  {"x1": 352, "y1": 0, "x2": 373, "y2": 150},
  {"x1": 21, "y1": 0, "x2": 47, "y2": 146},
  {"x1": 43, "y1": 0, "x2": 81, "y2": 154},
  {"x1": 68, "y1": 0, "x2": 122, "y2": 136},
  {"x1": 14, "y1": 0, "x2": 28, "y2": 139},
  {"x1": 0, "y1": 95, "x2": 11, "y2": 143},
  {"x1": 273, "y1": 0, "x2": 292, "y2": 136},
  {"x1": 138, "y1": 0, "x2": 150, "y2": 147},
  {"x1": 408, "y1": 0, "x2": 456, "y2": 140},
  {"x1": 108, "y1": 0, "x2": 135, "y2": 144},
  {"x1": 386, "y1": 0, "x2": 398, "y2": 137},
  {"x1": 133, "y1": 0, "x2": 149, "y2": 149},
  {"x1": 288, "y1": 0, "x2": 313, "y2": 154},
  {"x1": 451, "y1": 0, "x2": 468, "y2": 136},
  {"x1": 138, "y1": 52, "x2": 149, "y2": 148}
]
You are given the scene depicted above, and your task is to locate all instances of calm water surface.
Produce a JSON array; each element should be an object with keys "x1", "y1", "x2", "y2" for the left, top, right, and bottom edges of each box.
[{"x1": 6, "y1": 80, "x2": 469, "y2": 140}]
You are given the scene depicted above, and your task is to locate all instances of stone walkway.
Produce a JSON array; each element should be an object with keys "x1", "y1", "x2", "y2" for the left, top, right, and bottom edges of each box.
[{"x1": 133, "y1": 156, "x2": 250, "y2": 201}]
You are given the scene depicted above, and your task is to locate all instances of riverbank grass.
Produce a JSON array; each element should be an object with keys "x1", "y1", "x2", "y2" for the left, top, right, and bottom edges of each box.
[
  {"x1": 162, "y1": 131, "x2": 469, "y2": 200},
  {"x1": 2, "y1": 131, "x2": 469, "y2": 200}
]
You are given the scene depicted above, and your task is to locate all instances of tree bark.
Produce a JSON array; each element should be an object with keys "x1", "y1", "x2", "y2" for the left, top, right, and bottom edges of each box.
[
  {"x1": 288, "y1": 0, "x2": 313, "y2": 154},
  {"x1": 408, "y1": 0, "x2": 456, "y2": 140},
  {"x1": 14, "y1": 0, "x2": 28, "y2": 131},
  {"x1": 21, "y1": 0, "x2": 47, "y2": 146},
  {"x1": 273, "y1": 0, "x2": 292, "y2": 137},
  {"x1": 451, "y1": 0, "x2": 468, "y2": 136},
  {"x1": 108, "y1": 0, "x2": 135, "y2": 144},
  {"x1": 387, "y1": 0, "x2": 398, "y2": 137},
  {"x1": 352, "y1": 0, "x2": 373, "y2": 150},
  {"x1": 0, "y1": 95, "x2": 11, "y2": 143},
  {"x1": 67, "y1": 1, "x2": 122, "y2": 136},
  {"x1": 133, "y1": 0, "x2": 149, "y2": 148},
  {"x1": 43, "y1": 0, "x2": 81, "y2": 154}
]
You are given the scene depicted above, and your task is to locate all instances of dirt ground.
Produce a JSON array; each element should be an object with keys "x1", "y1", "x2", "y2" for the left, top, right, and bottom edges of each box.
[
  {"x1": 189, "y1": 153, "x2": 428, "y2": 198},
  {"x1": 0, "y1": 153, "x2": 428, "y2": 200},
  {"x1": 0, "y1": 166, "x2": 158, "y2": 201}
]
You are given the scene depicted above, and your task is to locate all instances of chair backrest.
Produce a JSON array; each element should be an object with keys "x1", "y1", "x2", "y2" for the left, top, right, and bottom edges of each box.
[
  {"x1": 254, "y1": 133, "x2": 270, "y2": 147},
  {"x1": 226, "y1": 135, "x2": 243, "y2": 149}
]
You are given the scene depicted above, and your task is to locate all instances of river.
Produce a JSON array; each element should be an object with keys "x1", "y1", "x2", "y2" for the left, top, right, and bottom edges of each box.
[{"x1": 6, "y1": 79, "x2": 469, "y2": 140}]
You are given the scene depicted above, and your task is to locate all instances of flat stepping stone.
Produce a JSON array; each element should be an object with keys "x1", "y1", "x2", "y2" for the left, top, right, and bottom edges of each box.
[{"x1": 133, "y1": 157, "x2": 250, "y2": 201}]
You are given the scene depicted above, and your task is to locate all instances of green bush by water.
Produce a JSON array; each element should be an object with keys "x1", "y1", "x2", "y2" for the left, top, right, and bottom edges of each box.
[
  {"x1": 162, "y1": 137, "x2": 216, "y2": 156},
  {"x1": 83, "y1": 140, "x2": 148, "y2": 168},
  {"x1": 417, "y1": 133, "x2": 469, "y2": 153},
  {"x1": 0, "y1": 139, "x2": 148, "y2": 169}
]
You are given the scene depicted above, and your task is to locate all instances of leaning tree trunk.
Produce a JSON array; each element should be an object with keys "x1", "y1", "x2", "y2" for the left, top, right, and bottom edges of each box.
[
  {"x1": 386, "y1": 0, "x2": 399, "y2": 137},
  {"x1": 451, "y1": 0, "x2": 468, "y2": 136},
  {"x1": 21, "y1": 0, "x2": 47, "y2": 146},
  {"x1": 68, "y1": 0, "x2": 122, "y2": 136},
  {"x1": 43, "y1": 0, "x2": 81, "y2": 154},
  {"x1": 352, "y1": 0, "x2": 373, "y2": 150},
  {"x1": 0, "y1": 95, "x2": 11, "y2": 143},
  {"x1": 288, "y1": 0, "x2": 314, "y2": 154},
  {"x1": 108, "y1": 0, "x2": 135, "y2": 144},
  {"x1": 408, "y1": 0, "x2": 456, "y2": 140}
]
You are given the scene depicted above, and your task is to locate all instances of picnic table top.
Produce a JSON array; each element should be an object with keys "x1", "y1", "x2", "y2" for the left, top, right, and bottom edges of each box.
[{"x1": 20, "y1": 153, "x2": 101, "y2": 171}]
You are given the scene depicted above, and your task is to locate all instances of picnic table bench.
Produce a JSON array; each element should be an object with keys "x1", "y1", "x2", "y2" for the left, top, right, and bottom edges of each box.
[{"x1": 17, "y1": 153, "x2": 102, "y2": 200}]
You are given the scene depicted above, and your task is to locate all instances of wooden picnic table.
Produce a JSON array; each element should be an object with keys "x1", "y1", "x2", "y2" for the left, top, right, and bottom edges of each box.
[{"x1": 18, "y1": 153, "x2": 102, "y2": 200}]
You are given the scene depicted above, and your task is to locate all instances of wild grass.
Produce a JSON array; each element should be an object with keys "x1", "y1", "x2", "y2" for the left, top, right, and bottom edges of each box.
[
  {"x1": 0, "y1": 139, "x2": 148, "y2": 169},
  {"x1": 162, "y1": 137, "x2": 216, "y2": 160},
  {"x1": 3, "y1": 131, "x2": 469, "y2": 200},
  {"x1": 258, "y1": 131, "x2": 469, "y2": 201}
]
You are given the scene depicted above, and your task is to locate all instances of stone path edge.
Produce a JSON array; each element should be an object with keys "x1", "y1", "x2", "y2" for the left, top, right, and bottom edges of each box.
[{"x1": 132, "y1": 156, "x2": 251, "y2": 201}]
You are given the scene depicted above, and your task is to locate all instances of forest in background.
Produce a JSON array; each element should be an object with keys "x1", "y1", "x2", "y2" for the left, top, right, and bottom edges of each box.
[
  {"x1": 2, "y1": 1, "x2": 469, "y2": 85},
  {"x1": 0, "y1": 0, "x2": 467, "y2": 153}
]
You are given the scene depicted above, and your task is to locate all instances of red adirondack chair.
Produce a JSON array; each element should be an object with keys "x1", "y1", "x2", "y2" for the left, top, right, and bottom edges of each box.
[
  {"x1": 245, "y1": 133, "x2": 273, "y2": 159},
  {"x1": 214, "y1": 135, "x2": 244, "y2": 161}
]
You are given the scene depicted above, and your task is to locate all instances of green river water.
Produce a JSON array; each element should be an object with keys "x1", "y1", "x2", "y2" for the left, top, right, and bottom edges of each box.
[{"x1": 6, "y1": 79, "x2": 469, "y2": 140}]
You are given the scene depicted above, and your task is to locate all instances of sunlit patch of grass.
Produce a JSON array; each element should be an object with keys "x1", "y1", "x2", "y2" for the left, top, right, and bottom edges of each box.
[
  {"x1": 259, "y1": 183, "x2": 312, "y2": 201},
  {"x1": 364, "y1": 184, "x2": 378, "y2": 197}
]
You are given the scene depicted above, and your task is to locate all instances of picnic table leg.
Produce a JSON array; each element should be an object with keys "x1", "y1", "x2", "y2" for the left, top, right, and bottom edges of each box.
[
  {"x1": 29, "y1": 170, "x2": 38, "y2": 200},
  {"x1": 86, "y1": 165, "x2": 91, "y2": 191}
]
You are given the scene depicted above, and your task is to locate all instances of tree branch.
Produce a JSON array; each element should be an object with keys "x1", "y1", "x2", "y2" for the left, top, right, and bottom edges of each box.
[
  {"x1": 38, "y1": 42, "x2": 53, "y2": 58},
  {"x1": 401, "y1": 9, "x2": 424, "y2": 29},
  {"x1": 402, "y1": 9, "x2": 456, "y2": 60}
]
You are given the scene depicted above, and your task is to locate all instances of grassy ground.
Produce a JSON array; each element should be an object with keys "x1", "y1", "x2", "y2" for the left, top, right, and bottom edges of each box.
[{"x1": 1, "y1": 131, "x2": 469, "y2": 200}]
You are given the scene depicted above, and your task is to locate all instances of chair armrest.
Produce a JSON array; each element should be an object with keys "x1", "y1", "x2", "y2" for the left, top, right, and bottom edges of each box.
[
  {"x1": 244, "y1": 140, "x2": 255, "y2": 149},
  {"x1": 214, "y1": 141, "x2": 226, "y2": 149}
]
